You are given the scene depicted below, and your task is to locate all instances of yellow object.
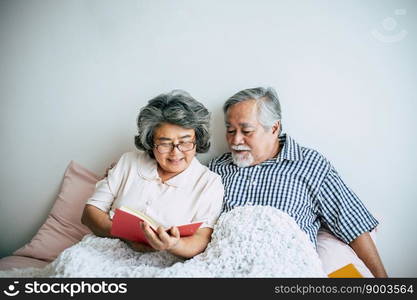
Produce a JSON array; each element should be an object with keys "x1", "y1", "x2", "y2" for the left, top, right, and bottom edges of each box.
[{"x1": 328, "y1": 263, "x2": 363, "y2": 278}]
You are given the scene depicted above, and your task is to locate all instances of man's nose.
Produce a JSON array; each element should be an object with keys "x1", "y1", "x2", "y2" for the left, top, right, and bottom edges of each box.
[{"x1": 231, "y1": 132, "x2": 245, "y2": 145}]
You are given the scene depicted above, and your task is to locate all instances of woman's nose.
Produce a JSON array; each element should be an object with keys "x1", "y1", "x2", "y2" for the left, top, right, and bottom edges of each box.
[{"x1": 170, "y1": 144, "x2": 182, "y2": 153}]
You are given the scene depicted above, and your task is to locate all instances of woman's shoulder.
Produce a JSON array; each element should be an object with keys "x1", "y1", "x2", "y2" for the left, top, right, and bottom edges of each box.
[
  {"x1": 114, "y1": 151, "x2": 152, "y2": 172},
  {"x1": 119, "y1": 150, "x2": 148, "y2": 162},
  {"x1": 192, "y1": 158, "x2": 223, "y2": 184}
]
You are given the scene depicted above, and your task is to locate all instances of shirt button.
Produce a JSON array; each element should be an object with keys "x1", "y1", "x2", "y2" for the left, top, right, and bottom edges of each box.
[{"x1": 252, "y1": 181, "x2": 257, "y2": 186}]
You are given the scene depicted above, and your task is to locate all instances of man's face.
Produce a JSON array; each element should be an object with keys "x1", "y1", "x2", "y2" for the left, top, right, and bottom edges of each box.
[{"x1": 225, "y1": 100, "x2": 280, "y2": 167}]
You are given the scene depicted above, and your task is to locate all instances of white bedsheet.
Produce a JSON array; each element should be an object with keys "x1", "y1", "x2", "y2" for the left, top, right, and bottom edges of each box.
[{"x1": 0, "y1": 206, "x2": 325, "y2": 277}]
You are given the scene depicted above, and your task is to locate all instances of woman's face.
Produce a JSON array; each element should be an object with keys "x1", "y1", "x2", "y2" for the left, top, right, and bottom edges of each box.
[{"x1": 152, "y1": 123, "x2": 197, "y2": 176}]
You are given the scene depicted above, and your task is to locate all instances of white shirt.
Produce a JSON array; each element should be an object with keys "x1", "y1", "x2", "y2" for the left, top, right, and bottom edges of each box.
[{"x1": 86, "y1": 151, "x2": 224, "y2": 229}]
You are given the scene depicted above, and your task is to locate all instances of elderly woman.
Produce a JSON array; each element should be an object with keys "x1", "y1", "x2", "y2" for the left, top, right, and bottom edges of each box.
[{"x1": 81, "y1": 90, "x2": 224, "y2": 258}]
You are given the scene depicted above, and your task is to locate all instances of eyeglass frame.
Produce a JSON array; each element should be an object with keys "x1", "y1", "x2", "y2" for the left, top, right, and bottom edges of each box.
[{"x1": 154, "y1": 140, "x2": 197, "y2": 154}]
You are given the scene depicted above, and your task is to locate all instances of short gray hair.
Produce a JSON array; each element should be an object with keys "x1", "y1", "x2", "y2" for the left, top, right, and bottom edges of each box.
[
  {"x1": 223, "y1": 87, "x2": 282, "y2": 132},
  {"x1": 135, "y1": 90, "x2": 211, "y2": 158}
]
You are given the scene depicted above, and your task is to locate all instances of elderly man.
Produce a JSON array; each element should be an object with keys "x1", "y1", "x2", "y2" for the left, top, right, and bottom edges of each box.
[{"x1": 208, "y1": 87, "x2": 387, "y2": 277}]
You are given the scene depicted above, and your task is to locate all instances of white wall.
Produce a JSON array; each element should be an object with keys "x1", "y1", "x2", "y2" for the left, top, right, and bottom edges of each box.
[{"x1": 1, "y1": 0, "x2": 416, "y2": 276}]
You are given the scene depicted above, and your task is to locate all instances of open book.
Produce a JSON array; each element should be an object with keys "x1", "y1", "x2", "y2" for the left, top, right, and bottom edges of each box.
[{"x1": 110, "y1": 206, "x2": 203, "y2": 244}]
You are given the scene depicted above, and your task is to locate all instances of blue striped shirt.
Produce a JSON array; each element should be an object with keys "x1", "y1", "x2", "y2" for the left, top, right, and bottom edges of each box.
[{"x1": 208, "y1": 134, "x2": 378, "y2": 247}]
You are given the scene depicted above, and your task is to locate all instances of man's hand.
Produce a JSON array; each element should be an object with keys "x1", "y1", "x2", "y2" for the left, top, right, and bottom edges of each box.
[{"x1": 142, "y1": 222, "x2": 181, "y2": 251}]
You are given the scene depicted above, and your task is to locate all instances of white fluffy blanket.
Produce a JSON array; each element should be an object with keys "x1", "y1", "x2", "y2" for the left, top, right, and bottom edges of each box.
[{"x1": 1, "y1": 206, "x2": 325, "y2": 277}]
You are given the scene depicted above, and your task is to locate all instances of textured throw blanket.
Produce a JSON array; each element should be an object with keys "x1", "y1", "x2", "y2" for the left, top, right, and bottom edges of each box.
[{"x1": 0, "y1": 206, "x2": 325, "y2": 277}]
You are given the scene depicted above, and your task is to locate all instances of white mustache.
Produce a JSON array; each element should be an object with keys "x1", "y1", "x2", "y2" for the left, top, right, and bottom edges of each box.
[{"x1": 231, "y1": 145, "x2": 251, "y2": 151}]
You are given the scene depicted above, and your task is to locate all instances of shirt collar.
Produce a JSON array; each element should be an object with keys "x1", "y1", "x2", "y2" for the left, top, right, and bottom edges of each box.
[
  {"x1": 137, "y1": 153, "x2": 201, "y2": 188},
  {"x1": 274, "y1": 133, "x2": 304, "y2": 163}
]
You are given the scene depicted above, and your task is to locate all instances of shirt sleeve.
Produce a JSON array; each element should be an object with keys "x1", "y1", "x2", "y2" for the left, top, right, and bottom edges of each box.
[
  {"x1": 192, "y1": 175, "x2": 224, "y2": 229},
  {"x1": 85, "y1": 153, "x2": 128, "y2": 213},
  {"x1": 316, "y1": 163, "x2": 379, "y2": 244}
]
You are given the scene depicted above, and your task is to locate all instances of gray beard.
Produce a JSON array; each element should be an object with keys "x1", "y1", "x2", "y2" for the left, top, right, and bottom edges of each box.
[{"x1": 231, "y1": 152, "x2": 254, "y2": 168}]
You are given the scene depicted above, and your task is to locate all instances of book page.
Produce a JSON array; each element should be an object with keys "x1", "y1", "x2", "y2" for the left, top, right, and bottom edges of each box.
[{"x1": 119, "y1": 206, "x2": 161, "y2": 230}]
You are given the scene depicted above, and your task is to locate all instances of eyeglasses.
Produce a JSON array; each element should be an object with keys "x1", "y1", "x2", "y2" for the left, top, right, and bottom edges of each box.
[{"x1": 154, "y1": 141, "x2": 196, "y2": 154}]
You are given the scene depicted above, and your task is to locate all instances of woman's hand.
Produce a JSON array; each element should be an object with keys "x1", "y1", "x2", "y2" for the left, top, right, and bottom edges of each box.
[{"x1": 142, "y1": 222, "x2": 181, "y2": 251}]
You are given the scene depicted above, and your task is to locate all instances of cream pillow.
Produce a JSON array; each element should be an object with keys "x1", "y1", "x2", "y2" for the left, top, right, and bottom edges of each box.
[{"x1": 317, "y1": 227, "x2": 378, "y2": 277}]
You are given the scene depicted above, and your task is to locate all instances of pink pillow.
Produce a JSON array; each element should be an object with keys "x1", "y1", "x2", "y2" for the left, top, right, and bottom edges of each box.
[
  {"x1": 317, "y1": 227, "x2": 377, "y2": 278},
  {"x1": 13, "y1": 161, "x2": 99, "y2": 262},
  {"x1": 0, "y1": 256, "x2": 49, "y2": 270}
]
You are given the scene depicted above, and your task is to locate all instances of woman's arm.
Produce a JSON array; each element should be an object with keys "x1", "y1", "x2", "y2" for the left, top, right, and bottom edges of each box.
[
  {"x1": 81, "y1": 155, "x2": 124, "y2": 237},
  {"x1": 82, "y1": 205, "x2": 157, "y2": 253},
  {"x1": 168, "y1": 227, "x2": 213, "y2": 258},
  {"x1": 81, "y1": 204, "x2": 113, "y2": 238}
]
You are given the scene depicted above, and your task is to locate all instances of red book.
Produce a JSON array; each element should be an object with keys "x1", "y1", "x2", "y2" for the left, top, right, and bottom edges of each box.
[{"x1": 110, "y1": 206, "x2": 203, "y2": 245}]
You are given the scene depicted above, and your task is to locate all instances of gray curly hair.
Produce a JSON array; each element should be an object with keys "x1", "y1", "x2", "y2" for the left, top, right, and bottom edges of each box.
[{"x1": 135, "y1": 90, "x2": 211, "y2": 158}]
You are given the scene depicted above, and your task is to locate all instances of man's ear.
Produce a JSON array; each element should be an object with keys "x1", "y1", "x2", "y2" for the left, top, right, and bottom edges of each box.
[{"x1": 271, "y1": 121, "x2": 280, "y2": 135}]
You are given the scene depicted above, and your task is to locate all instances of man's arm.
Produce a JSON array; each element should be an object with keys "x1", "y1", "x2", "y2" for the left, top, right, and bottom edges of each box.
[
  {"x1": 81, "y1": 204, "x2": 113, "y2": 238},
  {"x1": 317, "y1": 163, "x2": 387, "y2": 277},
  {"x1": 349, "y1": 232, "x2": 388, "y2": 278}
]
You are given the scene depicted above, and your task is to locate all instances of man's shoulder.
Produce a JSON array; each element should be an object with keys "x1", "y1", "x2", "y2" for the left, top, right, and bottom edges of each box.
[
  {"x1": 292, "y1": 141, "x2": 331, "y2": 172},
  {"x1": 208, "y1": 152, "x2": 233, "y2": 170},
  {"x1": 279, "y1": 134, "x2": 328, "y2": 167},
  {"x1": 299, "y1": 145, "x2": 327, "y2": 162}
]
